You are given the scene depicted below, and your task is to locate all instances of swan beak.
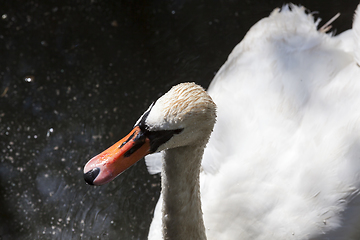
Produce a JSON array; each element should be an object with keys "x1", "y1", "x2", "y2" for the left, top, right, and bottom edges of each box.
[{"x1": 83, "y1": 126, "x2": 150, "y2": 186}]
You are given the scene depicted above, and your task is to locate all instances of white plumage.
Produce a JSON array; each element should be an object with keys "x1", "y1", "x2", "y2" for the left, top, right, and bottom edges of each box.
[{"x1": 146, "y1": 4, "x2": 360, "y2": 240}]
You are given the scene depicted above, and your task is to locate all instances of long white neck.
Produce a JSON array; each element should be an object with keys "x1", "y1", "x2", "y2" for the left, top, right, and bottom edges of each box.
[{"x1": 161, "y1": 143, "x2": 207, "y2": 240}]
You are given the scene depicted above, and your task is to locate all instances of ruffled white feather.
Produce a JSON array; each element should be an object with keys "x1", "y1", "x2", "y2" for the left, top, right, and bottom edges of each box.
[{"x1": 147, "y1": 4, "x2": 360, "y2": 239}]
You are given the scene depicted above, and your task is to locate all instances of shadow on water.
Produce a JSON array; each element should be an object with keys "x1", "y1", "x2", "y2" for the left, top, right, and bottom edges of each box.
[{"x1": 0, "y1": 0, "x2": 358, "y2": 239}]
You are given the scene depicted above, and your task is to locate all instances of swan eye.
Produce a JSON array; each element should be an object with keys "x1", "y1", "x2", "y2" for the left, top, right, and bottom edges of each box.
[
  {"x1": 145, "y1": 128, "x2": 183, "y2": 153},
  {"x1": 118, "y1": 131, "x2": 137, "y2": 149},
  {"x1": 122, "y1": 129, "x2": 148, "y2": 157},
  {"x1": 124, "y1": 139, "x2": 146, "y2": 157}
]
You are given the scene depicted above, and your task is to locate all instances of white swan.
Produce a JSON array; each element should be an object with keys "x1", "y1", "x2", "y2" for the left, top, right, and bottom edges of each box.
[{"x1": 84, "y1": 4, "x2": 360, "y2": 240}]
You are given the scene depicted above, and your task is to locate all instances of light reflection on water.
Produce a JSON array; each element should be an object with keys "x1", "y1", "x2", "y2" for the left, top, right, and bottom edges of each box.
[{"x1": 0, "y1": 0, "x2": 357, "y2": 239}]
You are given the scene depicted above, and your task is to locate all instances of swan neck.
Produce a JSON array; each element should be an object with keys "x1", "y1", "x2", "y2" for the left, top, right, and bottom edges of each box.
[{"x1": 161, "y1": 144, "x2": 207, "y2": 240}]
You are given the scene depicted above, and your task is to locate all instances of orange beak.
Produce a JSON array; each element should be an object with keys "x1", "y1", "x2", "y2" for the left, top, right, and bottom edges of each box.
[{"x1": 83, "y1": 126, "x2": 151, "y2": 185}]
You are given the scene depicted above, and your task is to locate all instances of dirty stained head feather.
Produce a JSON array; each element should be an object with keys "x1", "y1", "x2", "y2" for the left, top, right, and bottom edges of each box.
[{"x1": 144, "y1": 82, "x2": 217, "y2": 133}]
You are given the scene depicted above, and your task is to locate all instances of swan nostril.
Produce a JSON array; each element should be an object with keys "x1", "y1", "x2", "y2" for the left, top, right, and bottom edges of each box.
[{"x1": 84, "y1": 167, "x2": 100, "y2": 185}]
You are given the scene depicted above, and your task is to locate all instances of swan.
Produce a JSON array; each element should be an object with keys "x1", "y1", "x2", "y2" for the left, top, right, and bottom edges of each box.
[{"x1": 84, "y1": 4, "x2": 360, "y2": 240}]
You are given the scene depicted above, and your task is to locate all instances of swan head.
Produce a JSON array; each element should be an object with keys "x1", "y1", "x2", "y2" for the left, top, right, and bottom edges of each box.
[{"x1": 83, "y1": 82, "x2": 216, "y2": 185}]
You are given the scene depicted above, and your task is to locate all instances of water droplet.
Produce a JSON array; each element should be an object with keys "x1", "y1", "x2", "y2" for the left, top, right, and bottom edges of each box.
[
  {"x1": 24, "y1": 76, "x2": 34, "y2": 82},
  {"x1": 47, "y1": 128, "x2": 54, "y2": 137}
]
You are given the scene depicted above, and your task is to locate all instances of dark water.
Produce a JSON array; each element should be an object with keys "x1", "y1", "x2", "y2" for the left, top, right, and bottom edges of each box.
[{"x1": 0, "y1": 0, "x2": 358, "y2": 239}]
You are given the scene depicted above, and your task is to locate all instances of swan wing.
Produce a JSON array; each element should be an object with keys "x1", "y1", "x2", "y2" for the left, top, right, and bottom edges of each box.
[
  {"x1": 201, "y1": 4, "x2": 360, "y2": 239},
  {"x1": 149, "y1": 4, "x2": 360, "y2": 239}
]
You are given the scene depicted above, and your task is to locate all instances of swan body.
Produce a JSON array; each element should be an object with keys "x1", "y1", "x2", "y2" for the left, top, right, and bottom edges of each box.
[
  {"x1": 84, "y1": 4, "x2": 360, "y2": 240},
  {"x1": 148, "y1": 4, "x2": 360, "y2": 240}
]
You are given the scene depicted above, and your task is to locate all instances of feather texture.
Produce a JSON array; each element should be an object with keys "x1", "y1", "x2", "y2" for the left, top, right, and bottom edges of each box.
[{"x1": 147, "y1": 4, "x2": 360, "y2": 239}]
